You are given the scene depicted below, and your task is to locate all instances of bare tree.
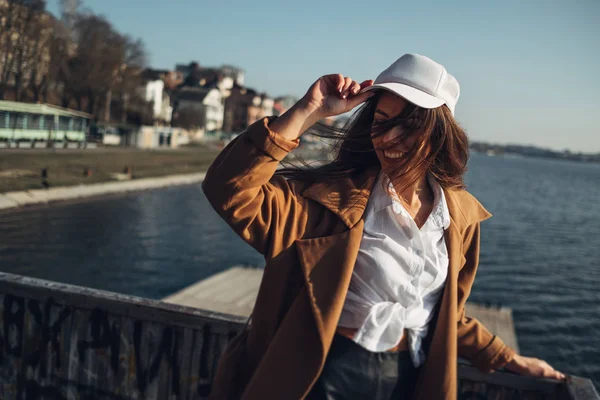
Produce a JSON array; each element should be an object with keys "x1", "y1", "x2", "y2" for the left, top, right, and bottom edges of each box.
[
  {"x1": 26, "y1": 12, "x2": 60, "y2": 102},
  {"x1": 59, "y1": 0, "x2": 80, "y2": 30},
  {"x1": 0, "y1": 0, "x2": 149, "y2": 125},
  {"x1": 111, "y1": 36, "x2": 148, "y2": 122},
  {"x1": 0, "y1": 0, "x2": 46, "y2": 100},
  {"x1": 38, "y1": 18, "x2": 71, "y2": 103}
]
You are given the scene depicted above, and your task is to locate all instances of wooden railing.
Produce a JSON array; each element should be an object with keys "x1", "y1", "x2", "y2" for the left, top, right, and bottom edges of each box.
[{"x1": 0, "y1": 272, "x2": 597, "y2": 399}]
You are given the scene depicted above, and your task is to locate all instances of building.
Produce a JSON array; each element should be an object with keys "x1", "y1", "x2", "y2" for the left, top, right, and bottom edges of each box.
[
  {"x1": 223, "y1": 85, "x2": 273, "y2": 133},
  {"x1": 0, "y1": 100, "x2": 90, "y2": 147},
  {"x1": 175, "y1": 62, "x2": 244, "y2": 104},
  {"x1": 173, "y1": 62, "x2": 276, "y2": 135},
  {"x1": 261, "y1": 94, "x2": 274, "y2": 118},
  {"x1": 123, "y1": 126, "x2": 187, "y2": 149},
  {"x1": 173, "y1": 87, "x2": 223, "y2": 133},
  {"x1": 175, "y1": 62, "x2": 244, "y2": 88},
  {"x1": 273, "y1": 95, "x2": 298, "y2": 116},
  {"x1": 139, "y1": 69, "x2": 174, "y2": 125}
]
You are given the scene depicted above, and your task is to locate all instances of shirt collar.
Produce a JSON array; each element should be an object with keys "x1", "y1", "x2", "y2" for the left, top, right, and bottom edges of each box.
[
  {"x1": 370, "y1": 171, "x2": 451, "y2": 230},
  {"x1": 427, "y1": 174, "x2": 451, "y2": 230}
]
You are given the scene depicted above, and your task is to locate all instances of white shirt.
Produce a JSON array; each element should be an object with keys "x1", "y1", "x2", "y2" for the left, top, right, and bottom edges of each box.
[{"x1": 337, "y1": 171, "x2": 451, "y2": 367}]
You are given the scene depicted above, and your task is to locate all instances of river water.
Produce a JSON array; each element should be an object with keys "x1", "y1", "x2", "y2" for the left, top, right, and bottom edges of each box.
[{"x1": 1, "y1": 153, "x2": 599, "y2": 387}]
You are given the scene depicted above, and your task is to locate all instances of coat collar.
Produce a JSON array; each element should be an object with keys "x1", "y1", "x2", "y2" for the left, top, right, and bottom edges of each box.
[{"x1": 301, "y1": 166, "x2": 492, "y2": 232}]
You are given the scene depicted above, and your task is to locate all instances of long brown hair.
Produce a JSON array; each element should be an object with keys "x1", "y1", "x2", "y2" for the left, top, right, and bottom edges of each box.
[{"x1": 276, "y1": 91, "x2": 470, "y2": 194}]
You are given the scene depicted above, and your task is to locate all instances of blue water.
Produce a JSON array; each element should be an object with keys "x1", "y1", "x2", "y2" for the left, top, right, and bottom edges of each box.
[{"x1": 1, "y1": 153, "x2": 599, "y2": 387}]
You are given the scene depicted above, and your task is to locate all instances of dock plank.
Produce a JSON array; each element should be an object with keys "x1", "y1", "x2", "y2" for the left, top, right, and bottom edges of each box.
[{"x1": 162, "y1": 266, "x2": 519, "y2": 353}]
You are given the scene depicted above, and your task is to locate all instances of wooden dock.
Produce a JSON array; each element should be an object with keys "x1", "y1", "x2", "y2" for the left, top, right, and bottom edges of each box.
[{"x1": 163, "y1": 266, "x2": 520, "y2": 353}]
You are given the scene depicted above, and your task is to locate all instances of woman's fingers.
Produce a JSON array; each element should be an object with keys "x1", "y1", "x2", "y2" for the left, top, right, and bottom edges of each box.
[
  {"x1": 334, "y1": 74, "x2": 345, "y2": 92},
  {"x1": 307, "y1": 74, "x2": 376, "y2": 117},
  {"x1": 506, "y1": 355, "x2": 567, "y2": 381},
  {"x1": 531, "y1": 358, "x2": 566, "y2": 380},
  {"x1": 540, "y1": 361, "x2": 565, "y2": 380},
  {"x1": 346, "y1": 79, "x2": 376, "y2": 108},
  {"x1": 341, "y1": 77, "x2": 353, "y2": 98},
  {"x1": 320, "y1": 74, "x2": 345, "y2": 94},
  {"x1": 553, "y1": 370, "x2": 567, "y2": 380},
  {"x1": 359, "y1": 79, "x2": 375, "y2": 91},
  {"x1": 346, "y1": 91, "x2": 376, "y2": 110},
  {"x1": 543, "y1": 362, "x2": 566, "y2": 380},
  {"x1": 321, "y1": 75, "x2": 373, "y2": 97}
]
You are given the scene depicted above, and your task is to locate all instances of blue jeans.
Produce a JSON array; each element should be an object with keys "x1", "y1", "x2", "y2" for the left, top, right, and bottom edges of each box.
[{"x1": 307, "y1": 334, "x2": 420, "y2": 400}]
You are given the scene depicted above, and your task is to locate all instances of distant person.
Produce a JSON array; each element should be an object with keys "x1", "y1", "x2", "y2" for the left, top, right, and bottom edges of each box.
[
  {"x1": 123, "y1": 166, "x2": 134, "y2": 179},
  {"x1": 41, "y1": 167, "x2": 49, "y2": 189},
  {"x1": 203, "y1": 54, "x2": 565, "y2": 400}
]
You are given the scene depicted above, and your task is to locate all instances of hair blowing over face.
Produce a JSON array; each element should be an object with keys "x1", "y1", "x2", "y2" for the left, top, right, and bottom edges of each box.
[{"x1": 276, "y1": 92, "x2": 470, "y2": 194}]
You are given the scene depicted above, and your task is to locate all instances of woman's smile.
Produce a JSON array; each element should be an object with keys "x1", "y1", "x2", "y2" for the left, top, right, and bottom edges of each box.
[{"x1": 382, "y1": 149, "x2": 406, "y2": 160}]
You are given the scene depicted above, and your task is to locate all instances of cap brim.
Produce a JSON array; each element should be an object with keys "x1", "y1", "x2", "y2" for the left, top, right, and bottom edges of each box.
[{"x1": 360, "y1": 82, "x2": 445, "y2": 110}]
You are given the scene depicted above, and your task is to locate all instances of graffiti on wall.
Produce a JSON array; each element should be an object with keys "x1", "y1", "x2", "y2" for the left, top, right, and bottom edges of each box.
[{"x1": 0, "y1": 293, "x2": 239, "y2": 400}]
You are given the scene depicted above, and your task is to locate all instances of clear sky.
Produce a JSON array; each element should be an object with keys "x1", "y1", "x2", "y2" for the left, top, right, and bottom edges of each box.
[{"x1": 46, "y1": 0, "x2": 599, "y2": 152}]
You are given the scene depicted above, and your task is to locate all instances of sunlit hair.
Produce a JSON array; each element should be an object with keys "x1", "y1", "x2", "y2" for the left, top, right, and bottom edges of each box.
[{"x1": 276, "y1": 91, "x2": 469, "y2": 194}]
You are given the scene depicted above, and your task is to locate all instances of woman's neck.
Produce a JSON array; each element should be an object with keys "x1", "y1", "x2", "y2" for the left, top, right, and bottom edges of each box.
[{"x1": 397, "y1": 174, "x2": 432, "y2": 211}]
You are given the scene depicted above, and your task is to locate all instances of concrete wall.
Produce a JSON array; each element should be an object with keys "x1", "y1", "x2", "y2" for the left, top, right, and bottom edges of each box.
[
  {"x1": 103, "y1": 133, "x2": 121, "y2": 146},
  {"x1": 0, "y1": 272, "x2": 595, "y2": 399},
  {"x1": 0, "y1": 172, "x2": 206, "y2": 211},
  {"x1": 0, "y1": 272, "x2": 245, "y2": 400}
]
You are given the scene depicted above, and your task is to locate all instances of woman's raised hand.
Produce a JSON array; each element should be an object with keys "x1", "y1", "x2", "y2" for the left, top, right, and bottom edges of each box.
[
  {"x1": 302, "y1": 74, "x2": 375, "y2": 119},
  {"x1": 269, "y1": 74, "x2": 374, "y2": 141}
]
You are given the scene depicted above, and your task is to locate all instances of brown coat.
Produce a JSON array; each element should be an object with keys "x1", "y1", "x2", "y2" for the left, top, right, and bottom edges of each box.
[{"x1": 203, "y1": 117, "x2": 516, "y2": 400}]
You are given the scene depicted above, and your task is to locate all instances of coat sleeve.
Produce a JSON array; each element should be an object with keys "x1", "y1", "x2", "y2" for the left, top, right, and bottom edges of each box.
[
  {"x1": 456, "y1": 222, "x2": 517, "y2": 373},
  {"x1": 202, "y1": 116, "x2": 308, "y2": 258}
]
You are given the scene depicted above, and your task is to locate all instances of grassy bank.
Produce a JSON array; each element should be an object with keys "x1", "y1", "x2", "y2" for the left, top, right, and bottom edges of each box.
[{"x1": 0, "y1": 146, "x2": 221, "y2": 193}]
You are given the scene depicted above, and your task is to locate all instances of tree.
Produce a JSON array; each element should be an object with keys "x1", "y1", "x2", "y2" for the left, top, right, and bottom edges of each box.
[
  {"x1": 0, "y1": 0, "x2": 149, "y2": 125},
  {"x1": 109, "y1": 36, "x2": 148, "y2": 123},
  {"x1": 59, "y1": 0, "x2": 80, "y2": 31},
  {"x1": 0, "y1": 0, "x2": 47, "y2": 100}
]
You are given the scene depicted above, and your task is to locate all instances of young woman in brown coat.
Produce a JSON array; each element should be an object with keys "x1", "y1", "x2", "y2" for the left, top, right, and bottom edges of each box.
[{"x1": 203, "y1": 54, "x2": 566, "y2": 400}]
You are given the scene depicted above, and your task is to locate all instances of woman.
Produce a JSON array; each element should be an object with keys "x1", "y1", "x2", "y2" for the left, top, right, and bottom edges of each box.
[{"x1": 203, "y1": 54, "x2": 565, "y2": 400}]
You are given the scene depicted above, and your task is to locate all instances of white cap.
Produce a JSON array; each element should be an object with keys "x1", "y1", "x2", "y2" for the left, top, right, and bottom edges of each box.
[{"x1": 361, "y1": 54, "x2": 460, "y2": 115}]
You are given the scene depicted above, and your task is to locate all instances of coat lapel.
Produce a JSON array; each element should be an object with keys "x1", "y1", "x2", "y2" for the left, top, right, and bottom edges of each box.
[
  {"x1": 295, "y1": 167, "x2": 379, "y2": 348},
  {"x1": 301, "y1": 166, "x2": 379, "y2": 229},
  {"x1": 412, "y1": 216, "x2": 463, "y2": 398},
  {"x1": 295, "y1": 222, "x2": 365, "y2": 345},
  {"x1": 412, "y1": 188, "x2": 491, "y2": 399}
]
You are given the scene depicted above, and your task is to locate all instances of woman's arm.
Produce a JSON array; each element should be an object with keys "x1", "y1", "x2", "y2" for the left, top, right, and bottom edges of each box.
[
  {"x1": 457, "y1": 223, "x2": 566, "y2": 380},
  {"x1": 202, "y1": 75, "x2": 373, "y2": 257},
  {"x1": 202, "y1": 116, "x2": 306, "y2": 257},
  {"x1": 456, "y1": 223, "x2": 516, "y2": 372}
]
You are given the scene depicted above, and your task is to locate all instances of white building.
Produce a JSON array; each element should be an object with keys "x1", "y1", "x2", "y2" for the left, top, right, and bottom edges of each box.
[
  {"x1": 261, "y1": 96, "x2": 274, "y2": 118},
  {"x1": 143, "y1": 79, "x2": 173, "y2": 123},
  {"x1": 175, "y1": 88, "x2": 224, "y2": 132}
]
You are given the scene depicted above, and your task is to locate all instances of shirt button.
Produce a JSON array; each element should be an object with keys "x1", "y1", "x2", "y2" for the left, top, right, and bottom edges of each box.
[{"x1": 392, "y1": 202, "x2": 402, "y2": 214}]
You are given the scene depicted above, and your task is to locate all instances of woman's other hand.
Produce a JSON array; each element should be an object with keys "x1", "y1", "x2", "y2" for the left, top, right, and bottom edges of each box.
[
  {"x1": 302, "y1": 74, "x2": 374, "y2": 119},
  {"x1": 505, "y1": 354, "x2": 566, "y2": 381}
]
